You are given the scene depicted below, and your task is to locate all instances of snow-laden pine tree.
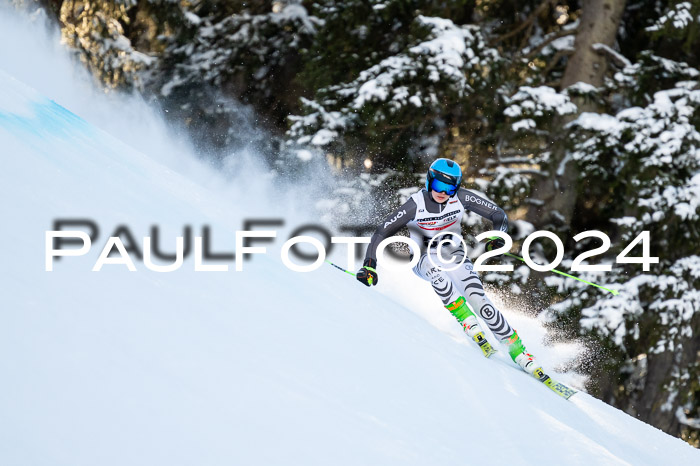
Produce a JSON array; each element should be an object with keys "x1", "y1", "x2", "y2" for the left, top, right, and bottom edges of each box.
[
  {"x1": 43, "y1": 1, "x2": 321, "y2": 157},
  {"x1": 152, "y1": 0, "x2": 320, "y2": 155},
  {"x1": 287, "y1": 0, "x2": 498, "y2": 170},
  {"x1": 477, "y1": 0, "x2": 700, "y2": 445}
]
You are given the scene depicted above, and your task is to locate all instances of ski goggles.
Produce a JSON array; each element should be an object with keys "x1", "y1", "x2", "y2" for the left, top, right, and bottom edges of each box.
[{"x1": 429, "y1": 178, "x2": 459, "y2": 196}]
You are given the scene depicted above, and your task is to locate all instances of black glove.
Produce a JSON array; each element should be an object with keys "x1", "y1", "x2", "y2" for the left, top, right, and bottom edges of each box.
[
  {"x1": 356, "y1": 258, "x2": 379, "y2": 287},
  {"x1": 485, "y1": 236, "x2": 506, "y2": 254}
]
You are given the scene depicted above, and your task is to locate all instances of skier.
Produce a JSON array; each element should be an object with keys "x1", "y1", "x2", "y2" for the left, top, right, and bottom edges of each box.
[{"x1": 356, "y1": 158, "x2": 539, "y2": 374}]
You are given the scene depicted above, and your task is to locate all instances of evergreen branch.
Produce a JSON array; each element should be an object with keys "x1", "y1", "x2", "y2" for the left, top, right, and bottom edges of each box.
[
  {"x1": 591, "y1": 43, "x2": 633, "y2": 69},
  {"x1": 487, "y1": 157, "x2": 537, "y2": 165},
  {"x1": 525, "y1": 28, "x2": 577, "y2": 59},
  {"x1": 542, "y1": 49, "x2": 575, "y2": 77},
  {"x1": 490, "y1": 0, "x2": 556, "y2": 46},
  {"x1": 518, "y1": 20, "x2": 536, "y2": 55},
  {"x1": 515, "y1": 168, "x2": 550, "y2": 177}
]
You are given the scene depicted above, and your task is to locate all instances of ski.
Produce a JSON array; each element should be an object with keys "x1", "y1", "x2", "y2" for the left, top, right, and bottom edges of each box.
[
  {"x1": 532, "y1": 367, "x2": 577, "y2": 400},
  {"x1": 472, "y1": 332, "x2": 497, "y2": 358},
  {"x1": 464, "y1": 331, "x2": 576, "y2": 398},
  {"x1": 463, "y1": 324, "x2": 573, "y2": 398}
]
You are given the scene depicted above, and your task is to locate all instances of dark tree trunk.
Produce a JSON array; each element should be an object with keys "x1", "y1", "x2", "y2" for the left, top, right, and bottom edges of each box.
[{"x1": 526, "y1": 0, "x2": 627, "y2": 229}]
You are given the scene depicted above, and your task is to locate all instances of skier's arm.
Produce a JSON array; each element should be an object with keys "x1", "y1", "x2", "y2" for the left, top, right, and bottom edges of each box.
[
  {"x1": 363, "y1": 198, "x2": 418, "y2": 262},
  {"x1": 457, "y1": 188, "x2": 509, "y2": 233}
]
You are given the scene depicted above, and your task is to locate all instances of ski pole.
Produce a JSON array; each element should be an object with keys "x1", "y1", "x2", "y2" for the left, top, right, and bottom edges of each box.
[
  {"x1": 325, "y1": 260, "x2": 374, "y2": 285},
  {"x1": 325, "y1": 260, "x2": 356, "y2": 276},
  {"x1": 504, "y1": 252, "x2": 619, "y2": 295}
]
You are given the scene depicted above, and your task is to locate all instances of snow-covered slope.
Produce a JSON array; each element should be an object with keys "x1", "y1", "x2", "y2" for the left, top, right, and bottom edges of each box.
[{"x1": 1, "y1": 10, "x2": 699, "y2": 466}]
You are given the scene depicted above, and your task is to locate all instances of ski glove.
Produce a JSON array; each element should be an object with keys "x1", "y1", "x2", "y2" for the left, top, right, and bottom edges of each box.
[
  {"x1": 485, "y1": 236, "x2": 506, "y2": 254},
  {"x1": 356, "y1": 258, "x2": 378, "y2": 287}
]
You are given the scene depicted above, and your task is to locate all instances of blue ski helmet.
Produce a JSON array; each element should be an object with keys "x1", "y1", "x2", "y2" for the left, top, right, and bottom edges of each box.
[{"x1": 426, "y1": 158, "x2": 462, "y2": 196}]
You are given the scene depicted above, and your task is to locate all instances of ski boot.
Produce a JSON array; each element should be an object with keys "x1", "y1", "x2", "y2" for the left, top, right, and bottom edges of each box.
[
  {"x1": 503, "y1": 331, "x2": 540, "y2": 376},
  {"x1": 446, "y1": 296, "x2": 496, "y2": 358}
]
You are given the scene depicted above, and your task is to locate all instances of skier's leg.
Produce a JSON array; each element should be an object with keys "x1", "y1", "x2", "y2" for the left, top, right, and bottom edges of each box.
[
  {"x1": 440, "y1": 250, "x2": 514, "y2": 340},
  {"x1": 503, "y1": 331, "x2": 538, "y2": 373},
  {"x1": 414, "y1": 254, "x2": 494, "y2": 356},
  {"x1": 444, "y1": 296, "x2": 480, "y2": 338},
  {"x1": 414, "y1": 253, "x2": 474, "y2": 322},
  {"x1": 442, "y1": 248, "x2": 539, "y2": 373}
]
